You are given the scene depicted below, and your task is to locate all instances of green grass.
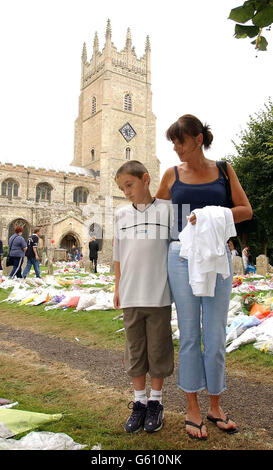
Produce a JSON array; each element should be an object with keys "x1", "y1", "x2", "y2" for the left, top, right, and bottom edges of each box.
[
  {"x1": 0, "y1": 288, "x2": 124, "y2": 349},
  {"x1": 0, "y1": 285, "x2": 273, "y2": 366},
  {"x1": 0, "y1": 371, "x2": 183, "y2": 450},
  {"x1": 0, "y1": 280, "x2": 273, "y2": 450},
  {"x1": 226, "y1": 343, "x2": 273, "y2": 368}
]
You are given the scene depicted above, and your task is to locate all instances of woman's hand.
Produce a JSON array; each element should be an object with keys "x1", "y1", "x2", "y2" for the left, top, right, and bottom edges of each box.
[{"x1": 188, "y1": 213, "x2": 196, "y2": 225}]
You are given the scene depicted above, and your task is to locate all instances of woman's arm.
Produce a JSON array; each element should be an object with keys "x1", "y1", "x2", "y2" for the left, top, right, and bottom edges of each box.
[
  {"x1": 155, "y1": 167, "x2": 174, "y2": 200},
  {"x1": 226, "y1": 163, "x2": 253, "y2": 223}
]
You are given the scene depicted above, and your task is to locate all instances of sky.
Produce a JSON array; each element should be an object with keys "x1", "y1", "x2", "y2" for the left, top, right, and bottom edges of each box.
[{"x1": 0, "y1": 0, "x2": 272, "y2": 177}]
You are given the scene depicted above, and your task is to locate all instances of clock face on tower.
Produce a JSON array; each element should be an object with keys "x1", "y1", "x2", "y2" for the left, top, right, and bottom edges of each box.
[{"x1": 119, "y1": 122, "x2": 136, "y2": 142}]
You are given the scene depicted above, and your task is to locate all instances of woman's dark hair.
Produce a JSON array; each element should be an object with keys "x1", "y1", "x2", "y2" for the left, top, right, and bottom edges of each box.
[
  {"x1": 14, "y1": 226, "x2": 23, "y2": 234},
  {"x1": 115, "y1": 160, "x2": 149, "y2": 181},
  {"x1": 166, "y1": 114, "x2": 213, "y2": 149}
]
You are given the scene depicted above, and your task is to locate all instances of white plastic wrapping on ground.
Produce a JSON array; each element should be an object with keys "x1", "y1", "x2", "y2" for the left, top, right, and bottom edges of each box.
[
  {"x1": 0, "y1": 431, "x2": 86, "y2": 450},
  {"x1": 226, "y1": 317, "x2": 273, "y2": 353}
]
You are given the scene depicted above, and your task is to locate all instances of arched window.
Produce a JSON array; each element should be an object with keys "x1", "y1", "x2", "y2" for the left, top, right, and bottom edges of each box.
[
  {"x1": 126, "y1": 147, "x2": 131, "y2": 160},
  {"x1": 1, "y1": 179, "x2": 19, "y2": 201},
  {"x1": 124, "y1": 93, "x2": 132, "y2": 112},
  {"x1": 92, "y1": 96, "x2": 96, "y2": 115},
  {"x1": 8, "y1": 219, "x2": 29, "y2": 242},
  {"x1": 1, "y1": 182, "x2": 6, "y2": 196},
  {"x1": 91, "y1": 148, "x2": 95, "y2": 161},
  {"x1": 36, "y1": 183, "x2": 52, "y2": 203},
  {"x1": 73, "y1": 187, "x2": 88, "y2": 206}
]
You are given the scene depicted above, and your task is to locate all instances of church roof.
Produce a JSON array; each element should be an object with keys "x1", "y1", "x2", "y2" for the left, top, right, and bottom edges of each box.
[{"x1": 0, "y1": 157, "x2": 96, "y2": 177}]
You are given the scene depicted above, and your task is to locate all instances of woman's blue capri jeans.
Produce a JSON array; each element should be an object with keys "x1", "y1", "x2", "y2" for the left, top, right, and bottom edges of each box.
[{"x1": 168, "y1": 241, "x2": 233, "y2": 395}]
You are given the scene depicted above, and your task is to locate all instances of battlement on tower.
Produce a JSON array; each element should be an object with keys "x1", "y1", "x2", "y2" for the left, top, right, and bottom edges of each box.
[{"x1": 81, "y1": 20, "x2": 150, "y2": 88}]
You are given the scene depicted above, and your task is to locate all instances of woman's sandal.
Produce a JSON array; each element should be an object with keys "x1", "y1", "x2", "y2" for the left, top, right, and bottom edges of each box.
[
  {"x1": 207, "y1": 414, "x2": 238, "y2": 434},
  {"x1": 185, "y1": 420, "x2": 207, "y2": 440}
]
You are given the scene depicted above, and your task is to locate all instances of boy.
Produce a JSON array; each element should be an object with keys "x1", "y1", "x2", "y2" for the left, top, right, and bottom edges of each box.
[
  {"x1": 113, "y1": 160, "x2": 174, "y2": 434},
  {"x1": 23, "y1": 227, "x2": 41, "y2": 279}
]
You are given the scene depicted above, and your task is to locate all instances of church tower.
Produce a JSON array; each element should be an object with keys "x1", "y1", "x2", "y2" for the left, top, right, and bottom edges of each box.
[{"x1": 72, "y1": 20, "x2": 160, "y2": 197}]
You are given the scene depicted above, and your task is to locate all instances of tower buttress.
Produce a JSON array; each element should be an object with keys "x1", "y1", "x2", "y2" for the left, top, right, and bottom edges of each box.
[
  {"x1": 81, "y1": 42, "x2": 87, "y2": 89},
  {"x1": 104, "y1": 19, "x2": 112, "y2": 71},
  {"x1": 126, "y1": 27, "x2": 132, "y2": 49},
  {"x1": 93, "y1": 32, "x2": 99, "y2": 54},
  {"x1": 145, "y1": 35, "x2": 151, "y2": 85}
]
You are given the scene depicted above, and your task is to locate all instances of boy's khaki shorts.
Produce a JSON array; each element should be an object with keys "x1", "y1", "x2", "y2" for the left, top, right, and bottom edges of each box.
[{"x1": 123, "y1": 306, "x2": 174, "y2": 378}]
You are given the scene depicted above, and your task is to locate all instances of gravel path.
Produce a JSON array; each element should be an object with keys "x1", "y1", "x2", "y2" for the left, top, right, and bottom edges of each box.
[{"x1": 0, "y1": 324, "x2": 272, "y2": 438}]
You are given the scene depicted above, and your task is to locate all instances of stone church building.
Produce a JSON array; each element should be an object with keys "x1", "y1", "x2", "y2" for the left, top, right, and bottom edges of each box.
[{"x1": 0, "y1": 20, "x2": 160, "y2": 263}]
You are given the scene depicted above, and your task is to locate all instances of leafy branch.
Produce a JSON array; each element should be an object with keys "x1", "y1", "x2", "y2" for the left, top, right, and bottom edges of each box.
[{"x1": 229, "y1": 0, "x2": 273, "y2": 50}]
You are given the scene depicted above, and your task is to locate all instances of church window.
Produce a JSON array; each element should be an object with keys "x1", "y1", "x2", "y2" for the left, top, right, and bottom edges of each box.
[
  {"x1": 36, "y1": 183, "x2": 52, "y2": 203},
  {"x1": 91, "y1": 148, "x2": 95, "y2": 161},
  {"x1": 73, "y1": 187, "x2": 88, "y2": 206},
  {"x1": 1, "y1": 182, "x2": 7, "y2": 196},
  {"x1": 124, "y1": 94, "x2": 132, "y2": 112},
  {"x1": 126, "y1": 147, "x2": 131, "y2": 160},
  {"x1": 1, "y1": 179, "x2": 19, "y2": 200},
  {"x1": 92, "y1": 96, "x2": 97, "y2": 114}
]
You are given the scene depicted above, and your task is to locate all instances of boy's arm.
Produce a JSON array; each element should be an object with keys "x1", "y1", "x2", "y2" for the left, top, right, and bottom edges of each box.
[
  {"x1": 33, "y1": 235, "x2": 39, "y2": 259},
  {"x1": 113, "y1": 212, "x2": 121, "y2": 310},
  {"x1": 114, "y1": 261, "x2": 121, "y2": 309},
  {"x1": 33, "y1": 246, "x2": 39, "y2": 259}
]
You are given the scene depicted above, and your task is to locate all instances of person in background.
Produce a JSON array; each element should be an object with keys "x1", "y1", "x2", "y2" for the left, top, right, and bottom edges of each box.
[
  {"x1": 8, "y1": 226, "x2": 27, "y2": 278},
  {"x1": 242, "y1": 246, "x2": 256, "y2": 274},
  {"x1": 71, "y1": 245, "x2": 76, "y2": 261},
  {"x1": 89, "y1": 236, "x2": 99, "y2": 273},
  {"x1": 242, "y1": 246, "x2": 249, "y2": 271},
  {"x1": 0, "y1": 239, "x2": 3, "y2": 270},
  {"x1": 23, "y1": 228, "x2": 42, "y2": 279},
  {"x1": 228, "y1": 239, "x2": 238, "y2": 259}
]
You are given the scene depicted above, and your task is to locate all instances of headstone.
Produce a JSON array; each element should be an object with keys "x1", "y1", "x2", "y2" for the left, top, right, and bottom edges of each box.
[
  {"x1": 42, "y1": 252, "x2": 48, "y2": 265},
  {"x1": 2, "y1": 257, "x2": 13, "y2": 276},
  {"x1": 22, "y1": 257, "x2": 27, "y2": 272},
  {"x1": 54, "y1": 249, "x2": 67, "y2": 261},
  {"x1": 232, "y1": 256, "x2": 244, "y2": 275},
  {"x1": 84, "y1": 260, "x2": 92, "y2": 273},
  {"x1": 47, "y1": 261, "x2": 54, "y2": 275},
  {"x1": 256, "y1": 254, "x2": 269, "y2": 276}
]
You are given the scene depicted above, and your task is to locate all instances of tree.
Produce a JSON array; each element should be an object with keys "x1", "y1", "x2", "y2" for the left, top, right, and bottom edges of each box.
[
  {"x1": 229, "y1": 0, "x2": 273, "y2": 50},
  {"x1": 226, "y1": 100, "x2": 273, "y2": 255}
]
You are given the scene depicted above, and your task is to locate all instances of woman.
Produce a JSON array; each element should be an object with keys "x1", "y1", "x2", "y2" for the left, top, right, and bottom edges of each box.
[
  {"x1": 156, "y1": 114, "x2": 252, "y2": 439},
  {"x1": 242, "y1": 246, "x2": 256, "y2": 274},
  {"x1": 8, "y1": 226, "x2": 27, "y2": 278},
  {"x1": 228, "y1": 239, "x2": 238, "y2": 259}
]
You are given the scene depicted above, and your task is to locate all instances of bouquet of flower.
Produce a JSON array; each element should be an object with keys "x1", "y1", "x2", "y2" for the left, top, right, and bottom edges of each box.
[{"x1": 242, "y1": 293, "x2": 257, "y2": 311}]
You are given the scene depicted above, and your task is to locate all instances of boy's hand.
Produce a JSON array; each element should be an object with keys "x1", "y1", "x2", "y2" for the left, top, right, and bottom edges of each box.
[{"x1": 114, "y1": 291, "x2": 121, "y2": 310}]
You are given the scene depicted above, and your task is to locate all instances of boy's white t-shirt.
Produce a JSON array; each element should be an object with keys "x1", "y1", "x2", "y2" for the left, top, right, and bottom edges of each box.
[{"x1": 113, "y1": 198, "x2": 171, "y2": 308}]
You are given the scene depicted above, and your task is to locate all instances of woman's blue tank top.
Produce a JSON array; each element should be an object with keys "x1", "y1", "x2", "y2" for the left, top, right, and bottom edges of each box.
[{"x1": 170, "y1": 165, "x2": 229, "y2": 240}]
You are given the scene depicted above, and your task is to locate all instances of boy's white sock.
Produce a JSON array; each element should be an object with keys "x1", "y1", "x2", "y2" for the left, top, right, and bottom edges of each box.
[
  {"x1": 149, "y1": 389, "x2": 163, "y2": 404},
  {"x1": 134, "y1": 389, "x2": 147, "y2": 405}
]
